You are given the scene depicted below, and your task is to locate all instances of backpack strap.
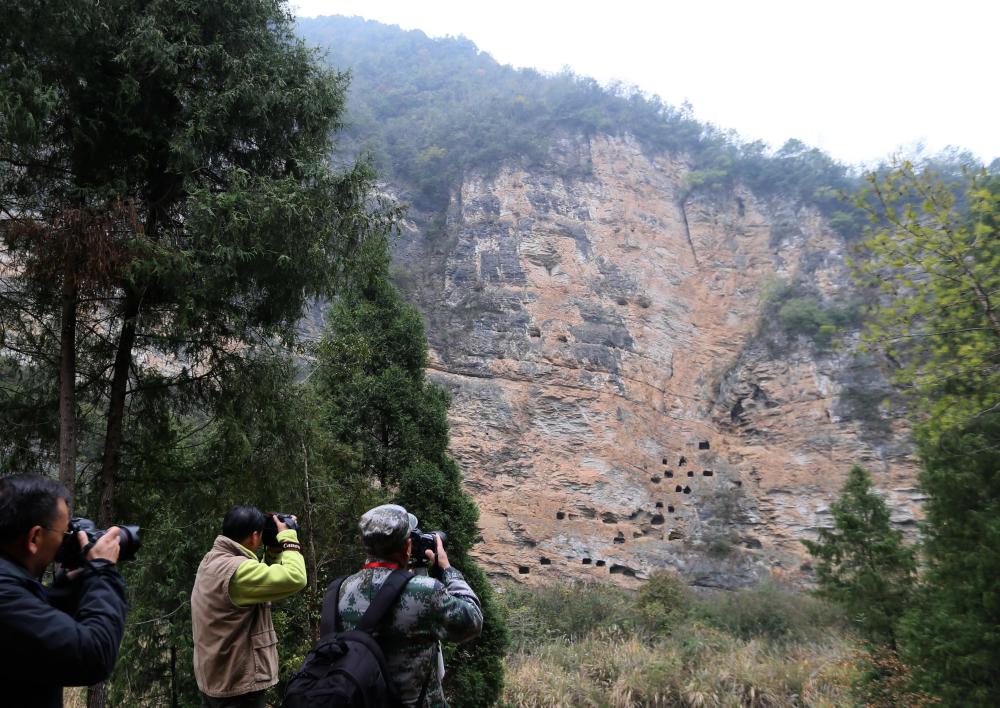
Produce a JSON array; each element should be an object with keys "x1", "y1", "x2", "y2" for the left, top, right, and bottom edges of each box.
[
  {"x1": 357, "y1": 568, "x2": 413, "y2": 633},
  {"x1": 319, "y1": 568, "x2": 413, "y2": 639},
  {"x1": 319, "y1": 574, "x2": 349, "y2": 638}
]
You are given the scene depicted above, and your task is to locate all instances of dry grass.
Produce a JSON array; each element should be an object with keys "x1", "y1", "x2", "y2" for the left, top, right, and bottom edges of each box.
[{"x1": 499, "y1": 576, "x2": 860, "y2": 708}]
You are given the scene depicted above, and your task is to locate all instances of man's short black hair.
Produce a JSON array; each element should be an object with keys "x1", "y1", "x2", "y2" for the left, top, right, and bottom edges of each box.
[
  {"x1": 0, "y1": 475, "x2": 71, "y2": 545},
  {"x1": 222, "y1": 505, "x2": 266, "y2": 542}
]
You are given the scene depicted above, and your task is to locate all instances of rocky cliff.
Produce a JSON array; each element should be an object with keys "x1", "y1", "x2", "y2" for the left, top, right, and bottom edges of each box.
[{"x1": 391, "y1": 133, "x2": 920, "y2": 588}]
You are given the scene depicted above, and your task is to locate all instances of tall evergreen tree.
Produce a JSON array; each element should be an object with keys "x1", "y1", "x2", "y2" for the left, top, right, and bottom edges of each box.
[
  {"x1": 803, "y1": 466, "x2": 916, "y2": 647},
  {"x1": 902, "y1": 414, "x2": 1000, "y2": 704},
  {"x1": 0, "y1": 0, "x2": 383, "y2": 523},
  {"x1": 315, "y1": 235, "x2": 509, "y2": 707}
]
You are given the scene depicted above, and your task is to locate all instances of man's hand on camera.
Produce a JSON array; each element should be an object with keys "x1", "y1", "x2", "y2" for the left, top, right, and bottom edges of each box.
[
  {"x1": 84, "y1": 527, "x2": 121, "y2": 564},
  {"x1": 424, "y1": 533, "x2": 450, "y2": 571},
  {"x1": 274, "y1": 514, "x2": 297, "y2": 533}
]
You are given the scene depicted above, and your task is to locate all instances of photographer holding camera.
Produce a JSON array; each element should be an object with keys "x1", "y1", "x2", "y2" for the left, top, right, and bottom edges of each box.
[
  {"x1": 0, "y1": 474, "x2": 129, "y2": 708},
  {"x1": 191, "y1": 505, "x2": 306, "y2": 707},
  {"x1": 327, "y1": 504, "x2": 483, "y2": 707}
]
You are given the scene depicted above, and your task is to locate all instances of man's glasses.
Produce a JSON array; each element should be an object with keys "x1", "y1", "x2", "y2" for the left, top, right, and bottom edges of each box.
[{"x1": 43, "y1": 526, "x2": 73, "y2": 540}]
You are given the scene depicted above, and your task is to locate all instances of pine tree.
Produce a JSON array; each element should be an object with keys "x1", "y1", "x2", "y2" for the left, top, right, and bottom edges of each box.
[
  {"x1": 902, "y1": 414, "x2": 1000, "y2": 703},
  {"x1": 803, "y1": 466, "x2": 916, "y2": 647},
  {"x1": 315, "y1": 235, "x2": 509, "y2": 706},
  {"x1": 0, "y1": 0, "x2": 383, "y2": 524}
]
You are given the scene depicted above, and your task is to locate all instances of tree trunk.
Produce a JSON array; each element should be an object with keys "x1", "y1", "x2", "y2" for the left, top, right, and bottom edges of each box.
[
  {"x1": 96, "y1": 290, "x2": 140, "y2": 528},
  {"x1": 302, "y1": 439, "x2": 320, "y2": 641},
  {"x1": 87, "y1": 293, "x2": 139, "y2": 708},
  {"x1": 58, "y1": 252, "x2": 77, "y2": 502},
  {"x1": 85, "y1": 681, "x2": 107, "y2": 708}
]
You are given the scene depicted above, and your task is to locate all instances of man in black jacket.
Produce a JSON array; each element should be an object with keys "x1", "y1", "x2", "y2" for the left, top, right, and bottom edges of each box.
[{"x1": 0, "y1": 474, "x2": 128, "y2": 708}]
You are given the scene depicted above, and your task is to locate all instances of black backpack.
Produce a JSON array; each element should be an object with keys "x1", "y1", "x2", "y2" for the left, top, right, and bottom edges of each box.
[{"x1": 284, "y1": 568, "x2": 415, "y2": 708}]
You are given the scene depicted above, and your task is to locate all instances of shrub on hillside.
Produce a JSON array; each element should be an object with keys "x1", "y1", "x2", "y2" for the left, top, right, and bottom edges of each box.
[{"x1": 694, "y1": 582, "x2": 846, "y2": 642}]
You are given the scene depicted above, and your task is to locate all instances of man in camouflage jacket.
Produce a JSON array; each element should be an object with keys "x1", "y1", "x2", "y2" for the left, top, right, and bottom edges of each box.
[{"x1": 332, "y1": 504, "x2": 483, "y2": 707}]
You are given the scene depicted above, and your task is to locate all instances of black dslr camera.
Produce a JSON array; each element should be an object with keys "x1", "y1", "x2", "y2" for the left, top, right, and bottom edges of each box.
[
  {"x1": 263, "y1": 513, "x2": 299, "y2": 548},
  {"x1": 409, "y1": 529, "x2": 447, "y2": 574},
  {"x1": 55, "y1": 517, "x2": 141, "y2": 569}
]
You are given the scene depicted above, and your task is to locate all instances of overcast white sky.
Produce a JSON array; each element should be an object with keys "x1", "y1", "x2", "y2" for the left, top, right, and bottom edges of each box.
[{"x1": 291, "y1": 0, "x2": 997, "y2": 168}]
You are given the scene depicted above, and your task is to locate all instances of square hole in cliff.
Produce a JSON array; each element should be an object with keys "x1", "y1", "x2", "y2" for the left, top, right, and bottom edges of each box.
[
  {"x1": 651, "y1": 514, "x2": 665, "y2": 525},
  {"x1": 683, "y1": 486, "x2": 692, "y2": 494},
  {"x1": 540, "y1": 557, "x2": 551, "y2": 565},
  {"x1": 668, "y1": 505, "x2": 675, "y2": 513},
  {"x1": 687, "y1": 470, "x2": 694, "y2": 477},
  {"x1": 582, "y1": 558, "x2": 592, "y2": 565},
  {"x1": 613, "y1": 533, "x2": 626, "y2": 544},
  {"x1": 655, "y1": 502, "x2": 664, "y2": 508},
  {"x1": 699, "y1": 441, "x2": 710, "y2": 450},
  {"x1": 662, "y1": 457, "x2": 668, "y2": 465},
  {"x1": 678, "y1": 456, "x2": 686, "y2": 466},
  {"x1": 556, "y1": 511, "x2": 565, "y2": 520},
  {"x1": 703, "y1": 470, "x2": 714, "y2": 477},
  {"x1": 665, "y1": 471, "x2": 674, "y2": 478},
  {"x1": 596, "y1": 560, "x2": 606, "y2": 567},
  {"x1": 528, "y1": 326, "x2": 541, "y2": 337},
  {"x1": 675, "y1": 485, "x2": 683, "y2": 493},
  {"x1": 650, "y1": 475, "x2": 661, "y2": 484},
  {"x1": 610, "y1": 564, "x2": 637, "y2": 577},
  {"x1": 518, "y1": 566, "x2": 530, "y2": 574}
]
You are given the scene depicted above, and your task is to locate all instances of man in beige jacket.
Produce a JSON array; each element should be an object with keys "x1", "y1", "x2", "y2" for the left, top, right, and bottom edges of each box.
[{"x1": 191, "y1": 505, "x2": 306, "y2": 707}]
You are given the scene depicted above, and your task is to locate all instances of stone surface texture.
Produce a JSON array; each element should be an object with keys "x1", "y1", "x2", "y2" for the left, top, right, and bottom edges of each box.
[{"x1": 391, "y1": 134, "x2": 920, "y2": 588}]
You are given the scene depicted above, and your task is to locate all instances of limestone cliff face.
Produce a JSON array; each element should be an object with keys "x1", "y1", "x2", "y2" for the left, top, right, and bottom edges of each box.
[{"x1": 392, "y1": 133, "x2": 920, "y2": 588}]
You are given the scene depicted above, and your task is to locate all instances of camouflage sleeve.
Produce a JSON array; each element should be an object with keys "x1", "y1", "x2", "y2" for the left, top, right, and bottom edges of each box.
[{"x1": 431, "y1": 566, "x2": 483, "y2": 644}]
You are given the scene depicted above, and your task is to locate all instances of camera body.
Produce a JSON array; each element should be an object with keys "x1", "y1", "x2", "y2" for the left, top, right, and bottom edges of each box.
[
  {"x1": 55, "y1": 517, "x2": 141, "y2": 569},
  {"x1": 409, "y1": 528, "x2": 447, "y2": 568},
  {"x1": 262, "y1": 513, "x2": 299, "y2": 548}
]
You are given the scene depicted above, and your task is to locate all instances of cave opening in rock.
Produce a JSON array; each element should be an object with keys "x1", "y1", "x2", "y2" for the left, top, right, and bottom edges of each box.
[
  {"x1": 675, "y1": 485, "x2": 683, "y2": 493},
  {"x1": 518, "y1": 566, "x2": 530, "y2": 574},
  {"x1": 613, "y1": 533, "x2": 625, "y2": 544},
  {"x1": 556, "y1": 511, "x2": 565, "y2": 520},
  {"x1": 596, "y1": 560, "x2": 606, "y2": 567},
  {"x1": 703, "y1": 470, "x2": 714, "y2": 477},
  {"x1": 678, "y1": 456, "x2": 686, "y2": 466},
  {"x1": 665, "y1": 470, "x2": 674, "y2": 478},
  {"x1": 662, "y1": 457, "x2": 668, "y2": 465},
  {"x1": 582, "y1": 558, "x2": 592, "y2": 564},
  {"x1": 687, "y1": 470, "x2": 694, "y2": 477},
  {"x1": 668, "y1": 505, "x2": 675, "y2": 513},
  {"x1": 609, "y1": 564, "x2": 637, "y2": 577},
  {"x1": 683, "y1": 486, "x2": 691, "y2": 494},
  {"x1": 651, "y1": 514, "x2": 665, "y2": 525},
  {"x1": 540, "y1": 557, "x2": 551, "y2": 565},
  {"x1": 650, "y1": 475, "x2": 661, "y2": 483},
  {"x1": 699, "y1": 441, "x2": 710, "y2": 450},
  {"x1": 655, "y1": 501, "x2": 664, "y2": 508}
]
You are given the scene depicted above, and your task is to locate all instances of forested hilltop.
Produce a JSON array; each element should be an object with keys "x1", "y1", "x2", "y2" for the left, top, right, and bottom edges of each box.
[{"x1": 296, "y1": 15, "x2": 865, "y2": 223}]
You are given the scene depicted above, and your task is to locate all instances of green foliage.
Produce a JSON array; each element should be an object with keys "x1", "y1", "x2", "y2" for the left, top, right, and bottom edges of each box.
[
  {"x1": 693, "y1": 582, "x2": 846, "y2": 643},
  {"x1": 901, "y1": 414, "x2": 1000, "y2": 704},
  {"x1": 501, "y1": 581, "x2": 641, "y2": 650},
  {"x1": 296, "y1": 16, "x2": 860, "y2": 221},
  {"x1": 803, "y1": 466, "x2": 916, "y2": 647},
  {"x1": 855, "y1": 161, "x2": 1000, "y2": 434},
  {"x1": 757, "y1": 278, "x2": 861, "y2": 349},
  {"x1": 314, "y1": 234, "x2": 508, "y2": 706}
]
